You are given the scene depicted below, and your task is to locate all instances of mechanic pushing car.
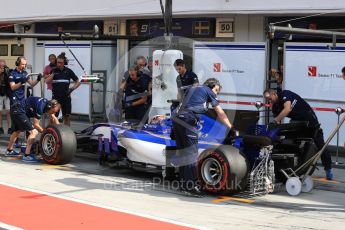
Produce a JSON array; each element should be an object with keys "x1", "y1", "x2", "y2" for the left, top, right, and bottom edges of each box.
[
  {"x1": 263, "y1": 89, "x2": 333, "y2": 180},
  {"x1": 172, "y1": 78, "x2": 235, "y2": 194},
  {"x1": 5, "y1": 97, "x2": 60, "y2": 162}
]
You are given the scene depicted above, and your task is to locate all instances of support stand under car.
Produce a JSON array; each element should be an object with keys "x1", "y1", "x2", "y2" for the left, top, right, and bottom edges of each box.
[{"x1": 335, "y1": 107, "x2": 345, "y2": 166}]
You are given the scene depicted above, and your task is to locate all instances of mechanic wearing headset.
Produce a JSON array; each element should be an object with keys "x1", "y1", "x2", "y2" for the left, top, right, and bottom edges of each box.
[
  {"x1": 263, "y1": 89, "x2": 333, "y2": 180},
  {"x1": 8, "y1": 57, "x2": 41, "y2": 106},
  {"x1": 174, "y1": 59, "x2": 199, "y2": 101},
  {"x1": 120, "y1": 65, "x2": 150, "y2": 123},
  {"x1": 5, "y1": 97, "x2": 60, "y2": 162},
  {"x1": 46, "y1": 52, "x2": 80, "y2": 126},
  {"x1": 172, "y1": 78, "x2": 235, "y2": 194},
  {"x1": 4, "y1": 56, "x2": 41, "y2": 157}
]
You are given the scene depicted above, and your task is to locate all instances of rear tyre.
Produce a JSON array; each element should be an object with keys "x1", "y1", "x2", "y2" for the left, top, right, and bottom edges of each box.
[
  {"x1": 197, "y1": 145, "x2": 248, "y2": 195},
  {"x1": 39, "y1": 124, "x2": 76, "y2": 165}
]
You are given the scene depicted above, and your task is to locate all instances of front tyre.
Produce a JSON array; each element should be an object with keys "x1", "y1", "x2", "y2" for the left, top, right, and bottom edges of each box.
[{"x1": 40, "y1": 124, "x2": 76, "y2": 164}]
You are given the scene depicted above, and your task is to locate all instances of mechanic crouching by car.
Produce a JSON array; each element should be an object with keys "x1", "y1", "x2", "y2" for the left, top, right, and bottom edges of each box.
[
  {"x1": 263, "y1": 89, "x2": 333, "y2": 180},
  {"x1": 46, "y1": 52, "x2": 80, "y2": 126},
  {"x1": 5, "y1": 97, "x2": 60, "y2": 162},
  {"x1": 120, "y1": 65, "x2": 150, "y2": 124},
  {"x1": 172, "y1": 78, "x2": 235, "y2": 194}
]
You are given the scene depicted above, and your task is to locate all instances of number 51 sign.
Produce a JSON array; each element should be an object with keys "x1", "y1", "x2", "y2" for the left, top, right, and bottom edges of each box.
[
  {"x1": 104, "y1": 20, "x2": 118, "y2": 35},
  {"x1": 216, "y1": 18, "x2": 234, "y2": 38}
]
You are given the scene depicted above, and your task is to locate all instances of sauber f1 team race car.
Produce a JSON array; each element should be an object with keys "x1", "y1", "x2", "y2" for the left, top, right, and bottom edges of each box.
[
  {"x1": 34, "y1": 48, "x2": 332, "y2": 197},
  {"x1": 38, "y1": 107, "x2": 322, "y2": 196}
]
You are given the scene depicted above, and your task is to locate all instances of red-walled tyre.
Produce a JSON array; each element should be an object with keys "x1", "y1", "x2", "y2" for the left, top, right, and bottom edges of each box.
[
  {"x1": 39, "y1": 124, "x2": 76, "y2": 165},
  {"x1": 197, "y1": 145, "x2": 249, "y2": 195}
]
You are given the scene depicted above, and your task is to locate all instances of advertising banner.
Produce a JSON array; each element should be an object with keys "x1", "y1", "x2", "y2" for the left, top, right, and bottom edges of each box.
[
  {"x1": 284, "y1": 42, "x2": 345, "y2": 145},
  {"x1": 284, "y1": 43, "x2": 345, "y2": 102},
  {"x1": 193, "y1": 42, "x2": 266, "y2": 97}
]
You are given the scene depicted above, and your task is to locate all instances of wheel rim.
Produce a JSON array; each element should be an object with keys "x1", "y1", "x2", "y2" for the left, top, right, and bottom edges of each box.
[
  {"x1": 42, "y1": 133, "x2": 56, "y2": 157},
  {"x1": 301, "y1": 176, "x2": 314, "y2": 193},
  {"x1": 201, "y1": 157, "x2": 223, "y2": 186},
  {"x1": 286, "y1": 177, "x2": 302, "y2": 196}
]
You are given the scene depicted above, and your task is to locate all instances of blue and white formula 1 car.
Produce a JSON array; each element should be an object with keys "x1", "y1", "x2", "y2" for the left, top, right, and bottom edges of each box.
[
  {"x1": 37, "y1": 49, "x2": 318, "y2": 196},
  {"x1": 39, "y1": 109, "x2": 319, "y2": 196}
]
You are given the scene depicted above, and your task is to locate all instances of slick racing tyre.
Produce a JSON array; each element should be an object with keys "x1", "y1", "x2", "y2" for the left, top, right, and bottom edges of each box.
[
  {"x1": 40, "y1": 124, "x2": 76, "y2": 164},
  {"x1": 197, "y1": 145, "x2": 249, "y2": 195}
]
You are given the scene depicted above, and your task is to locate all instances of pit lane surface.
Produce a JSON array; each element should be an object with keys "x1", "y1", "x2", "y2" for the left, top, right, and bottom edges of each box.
[{"x1": 0, "y1": 149, "x2": 345, "y2": 230}]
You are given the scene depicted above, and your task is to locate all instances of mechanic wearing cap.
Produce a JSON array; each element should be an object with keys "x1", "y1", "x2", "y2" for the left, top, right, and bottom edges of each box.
[
  {"x1": 174, "y1": 59, "x2": 199, "y2": 100},
  {"x1": 263, "y1": 89, "x2": 333, "y2": 180},
  {"x1": 121, "y1": 65, "x2": 150, "y2": 123},
  {"x1": 172, "y1": 78, "x2": 235, "y2": 194},
  {"x1": 5, "y1": 97, "x2": 60, "y2": 162},
  {"x1": 46, "y1": 53, "x2": 80, "y2": 126}
]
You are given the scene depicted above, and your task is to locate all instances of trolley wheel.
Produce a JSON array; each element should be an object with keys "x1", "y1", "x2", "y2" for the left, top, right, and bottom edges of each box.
[
  {"x1": 301, "y1": 175, "x2": 314, "y2": 193},
  {"x1": 286, "y1": 177, "x2": 302, "y2": 196}
]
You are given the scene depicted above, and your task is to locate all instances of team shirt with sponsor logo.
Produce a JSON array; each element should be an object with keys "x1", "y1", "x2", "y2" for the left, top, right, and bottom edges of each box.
[
  {"x1": 278, "y1": 90, "x2": 317, "y2": 123},
  {"x1": 51, "y1": 67, "x2": 78, "y2": 98},
  {"x1": 176, "y1": 70, "x2": 199, "y2": 94},
  {"x1": 8, "y1": 69, "x2": 28, "y2": 105},
  {"x1": 17, "y1": 96, "x2": 48, "y2": 119}
]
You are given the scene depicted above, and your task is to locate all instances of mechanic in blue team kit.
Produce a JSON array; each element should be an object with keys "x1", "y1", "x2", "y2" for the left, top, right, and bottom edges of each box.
[
  {"x1": 174, "y1": 59, "x2": 199, "y2": 100},
  {"x1": 121, "y1": 65, "x2": 150, "y2": 123},
  {"x1": 7, "y1": 56, "x2": 42, "y2": 149},
  {"x1": 263, "y1": 89, "x2": 333, "y2": 180},
  {"x1": 8, "y1": 56, "x2": 41, "y2": 106},
  {"x1": 5, "y1": 97, "x2": 60, "y2": 162},
  {"x1": 46, "y1": 52, "x2": 80, "y2": 126},
  {"x1": 172, "y1": 78, "x2": 235, "y2": 194}
]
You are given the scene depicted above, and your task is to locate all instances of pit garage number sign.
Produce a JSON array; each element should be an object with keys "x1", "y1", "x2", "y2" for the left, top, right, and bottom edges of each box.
[{"x1": 216, "y1": 18, "x2": 234, "y2": 38}]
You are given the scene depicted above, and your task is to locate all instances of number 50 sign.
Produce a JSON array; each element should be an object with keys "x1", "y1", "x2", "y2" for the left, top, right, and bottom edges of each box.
[{"x1": 216, "y1": 18, "x2": 234, "y2": 38}]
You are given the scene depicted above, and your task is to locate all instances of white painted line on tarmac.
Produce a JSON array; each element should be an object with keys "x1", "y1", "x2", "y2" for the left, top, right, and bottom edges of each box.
[
  {"x1": 0, "y1": 181, "x2": 209, "y2": 230},
  {"x1": 0, "y1": 222, "x2": 23, "y2": 230}
]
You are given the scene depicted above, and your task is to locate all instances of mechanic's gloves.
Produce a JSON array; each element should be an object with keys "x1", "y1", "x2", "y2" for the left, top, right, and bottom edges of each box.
[
  {"x1": 36, "y1": 73, "x2": 42, "y2": 82},
  {"x1": 19, "y1": 76, "x2": 29, "y2": 84}
]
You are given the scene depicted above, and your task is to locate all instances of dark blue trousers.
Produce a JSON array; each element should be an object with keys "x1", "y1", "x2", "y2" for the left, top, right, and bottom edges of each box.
[{"x1": 172, "y1": 111, "x2": 199, "y2": 187}]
